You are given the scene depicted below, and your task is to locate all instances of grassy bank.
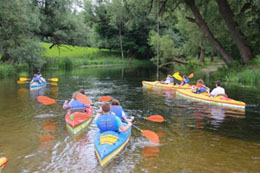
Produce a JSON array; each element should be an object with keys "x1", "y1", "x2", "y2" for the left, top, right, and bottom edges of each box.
[
  {"x1": 41, "y1": 43, "x2": 148, "y2": 69},
  {"x1": 0, "y1": 43, "x2": 149, "y2": 77}
]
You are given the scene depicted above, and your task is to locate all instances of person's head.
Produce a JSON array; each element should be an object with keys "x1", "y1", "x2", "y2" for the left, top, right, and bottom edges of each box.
[
  {"x1": 183, "y1": 75, "x2": 187, "y2": 79},
  {"x1": 197, "y1": 79, "x2": 204, "y2": 84},
  {"x1": 111, "y1": 99, "x2": 120, "y2": 106},
  {"x1": 216, "y1": 80, "x2": 221, "y2": 87},
  {"x1": 79, "y1": 89, "x2": 85, "y2": 95},
  {"x1": 72, "y1": 91, "x2": 79, "y2": 99},
  {"x1": 33, "y1": 74, "x2": 37, "y2": 77},
  {"x1": 37, "y1": 72, "x2": 41, "y2": 75},
  {"x1": 102, "y1": 103, "x2": 111, "y2": 113}
]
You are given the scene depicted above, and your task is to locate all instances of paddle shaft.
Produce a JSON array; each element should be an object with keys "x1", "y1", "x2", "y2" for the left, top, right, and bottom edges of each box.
[{"x1": 132, "y1": 124, "x2": 142, "y2": 131}]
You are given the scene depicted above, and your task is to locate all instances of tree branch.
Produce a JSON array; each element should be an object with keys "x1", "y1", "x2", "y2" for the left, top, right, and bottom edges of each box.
[{"x1": 185, "y1": 16, "x2": 196, "y2": 23}]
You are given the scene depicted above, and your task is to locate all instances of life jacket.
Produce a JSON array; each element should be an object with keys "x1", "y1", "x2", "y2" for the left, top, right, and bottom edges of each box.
[
  {"x1": 184, "y1": 78, "x2": 190, "y2": 84},
  {"x1": 71, "y1": 99, "x2": 85, "y2": 109},
  {"x1": 169, "y1": 77, "x2": 174, "y2": 83},
  {"x1": 111, "y1": 105, "x2": 123, "y2": 120},
  {"x1": 96, "y1": 114, "x2": 118, "y2": 132},
  {"x1": 32, "y1": 76, "x2": 39, "y2": 82}
]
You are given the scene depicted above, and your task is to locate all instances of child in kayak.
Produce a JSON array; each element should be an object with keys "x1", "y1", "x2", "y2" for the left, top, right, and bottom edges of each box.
[
  {"x1": 192, "y1": 79, "x2": 207, "y2": 94},
  {"x1": 63, "y1": 91, "x2": 91, "y2": 111},
  {"x1": 179, "y1": 75, "x2": 190, "y2": 85},
  {"x1": 208, "y1": 80, "x2": 226, "y2": 97},
  {"x1": 162, "y1": 75, "x2": 174, "y2": 84},
  {"x1": 30, "y1": 74, "x2": 42, "y2": 84},
  {"x1": 95, "y1": 103, "x2": 132, "y2": 132},
  {"x1": 110, "y1": 99, "x2": 134, "y2": 123},
  {"x1": 37, "y1": 72, "x2": 46, "y2": 83}
]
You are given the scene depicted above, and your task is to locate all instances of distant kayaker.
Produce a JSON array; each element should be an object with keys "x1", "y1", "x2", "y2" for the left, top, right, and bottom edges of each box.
[
  {"x1": 30, "y1": 74, "x2": 42, "y2": 84},
  {"x1": 63, "y1": 91, "x2": 90, "y2": 111},
  {"x1": 162, "y1": 75, "x2": 174, "y2": 84},
  {"x1": 95, "y1": 103, "x2": 132, "y2": 132},
  {"x1": 110, "y1": 99, "x2": 134, "y2": 123},
  {"x1": 208, "y1": 80, "x2": 226, "y2": 97},
  {"x1": 179, "y1": 75, "x2": 190, "y2": 85},
  {"x1": 192, "y1": 79, "x2": 207, "y2": 94},
  {"x1": 37, "y1": 72, "x2": 46, "y2": 83}
]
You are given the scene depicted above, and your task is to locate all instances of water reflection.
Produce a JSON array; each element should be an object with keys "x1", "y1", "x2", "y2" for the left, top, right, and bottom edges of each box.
[{"x1": 39, "y1": 120, "x2": 57, "y2": 146}]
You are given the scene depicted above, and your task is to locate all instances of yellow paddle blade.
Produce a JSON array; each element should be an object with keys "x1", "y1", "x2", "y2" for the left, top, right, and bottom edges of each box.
[
  {"x1": 172, "y1": 72, "x2": 183, "y2": 81},
  {"x1": 48, "y1": 78, "x2": 59, "y2": 82},
  {"x1": 19, "y1": 77, "x2": 30, "y2": 81}
]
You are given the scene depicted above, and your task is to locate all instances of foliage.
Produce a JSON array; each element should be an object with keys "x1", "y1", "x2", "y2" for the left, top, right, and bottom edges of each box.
[{"x1": 0, "y1": 63, "x2": 16, "y2": 78}]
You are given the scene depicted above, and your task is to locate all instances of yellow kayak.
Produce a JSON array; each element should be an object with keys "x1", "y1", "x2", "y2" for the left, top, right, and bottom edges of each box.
[
  {"x1": 176, "y1": 89, "x2": 246, "y2": 110},
  {"x1": 142, "y1": 81, "x2": 191, "y2": 89}
]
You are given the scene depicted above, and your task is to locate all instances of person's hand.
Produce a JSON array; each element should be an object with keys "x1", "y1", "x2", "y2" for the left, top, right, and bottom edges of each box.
[
  {"x1": 130, "y1": 116, "x2": 134, "y2": 121},
  {"x1": 128, "y1": 122, "x2": 132, "y2": 127}
]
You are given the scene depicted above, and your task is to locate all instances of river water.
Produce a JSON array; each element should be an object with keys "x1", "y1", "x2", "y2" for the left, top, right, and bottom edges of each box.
[{"x1": 0, "y1": 66, "x2": 260, "y2": 172}]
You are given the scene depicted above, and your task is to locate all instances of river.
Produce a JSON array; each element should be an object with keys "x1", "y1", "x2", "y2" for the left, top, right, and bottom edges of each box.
[{"x1": 0, "y1": 66, "x2": 260, "y2": 172}]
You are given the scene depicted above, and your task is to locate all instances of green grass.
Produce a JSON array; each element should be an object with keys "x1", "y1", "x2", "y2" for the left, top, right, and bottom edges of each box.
[{"x1": 40, "y1": 42, "x2": 147, "y2": 69}]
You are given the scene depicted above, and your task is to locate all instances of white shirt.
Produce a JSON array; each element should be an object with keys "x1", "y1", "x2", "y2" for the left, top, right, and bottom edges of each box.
[{"x1": 210, "y1": 87, "x2": 225, "y2": 97}]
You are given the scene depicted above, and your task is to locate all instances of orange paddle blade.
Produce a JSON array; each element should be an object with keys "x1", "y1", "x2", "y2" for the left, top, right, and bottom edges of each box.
[
  {"x1": 37, "y1": 96, "x2": 56, "y2": 105},
  {"x1": 145, "y1": 115, "x2": 164, "y2": 122},
  {"x1": 0, "y1": 157, "x2": 8, "y2": 168},
  {"x1": 76, "y1": 93, "x2": 92, "y2": 104},
  {"x1": 141, "y1": 130, "x2": 159, "y2": 144},
  {"x1": 188, "y1": 73, "x2": 194, "y2": 78},
  {"x1": 98, "y1": 96, "x2": 111, "y2": 102}
]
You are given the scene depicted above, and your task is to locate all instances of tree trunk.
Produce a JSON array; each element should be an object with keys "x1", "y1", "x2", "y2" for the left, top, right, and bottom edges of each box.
[
  {"x1": 184, "y1": 0, "x2": 233, "y2": 65},
  {"x1": 119, "y1": 22, "x2": 124, "y2": 60},
  {"x1": 216, "y1": 0, "x2": 253, "y2": 63},
  {"x1": 210, "y1": 50, "x2": 215, "y2": 62},
  {"x1": 199, "y1": 47, "x2": 205, "y2": 63}
]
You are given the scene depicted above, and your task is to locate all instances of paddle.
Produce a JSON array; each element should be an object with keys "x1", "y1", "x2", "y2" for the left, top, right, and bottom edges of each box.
[
  {"x1": 98, "y1": 96, "x2": 111, "y2": 102},
  {"x1": 132, "y1": 125, "x2": 159, "y2": 144},
  {"x1": 0, "y1": 157, "x2": 8, "y2": 169},
  {"x1": 172, "y1": 72, "x2": 182, "y2": 81},
  {"x1": 37, "y1": 95, "x2": 109, "y2": 106},
  {"x1": 19, "y1": 77, "x2": 59, "y2": 82},
  {"x1": 136, "y1": 115, "x2": 164, "y2": 122}
]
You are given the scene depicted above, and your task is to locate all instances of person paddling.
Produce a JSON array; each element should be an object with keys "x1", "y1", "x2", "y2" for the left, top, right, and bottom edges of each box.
[
  {"x1": 208, "y1": 80, "x2": 226, "y2": 97},
  {"x1": 30, "y1": 74, "x2": 42, "y2": 84},
  {"x1": 95, "y1": 103, "x2": 132, "y2": 133},
  {"x1": 110, "y1": 99, "x2": 134, "y2": 123},
  {"x1": 63, "y1": 91, "x2": 91, "y2": 111}
]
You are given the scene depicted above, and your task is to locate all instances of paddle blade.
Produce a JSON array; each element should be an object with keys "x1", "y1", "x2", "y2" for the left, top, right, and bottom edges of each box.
[
  {"x1": 141, "y1": 130, "x2": 159, "y2": 144},
  {"x1": 98, "y1": 96, "x2": 111, "y2": 102},
  {"x1": 48, "y1": 82, "x2": 58, "y2": 86},
  {"x1": 145, "y1": 115, "x2": 164, "y2": 122},
  {"x1": 37, "y1": 96, "x2": 56, "y2": 105},
  {"x1": 188, "y1": 73, "x2": 194, "y2": 78},
  {"x1": 19, "y1": 77, "x2": 30, "y2": 81},
  {"x1": 76, "y1": 93, "x2": 92, "y2": 104},
  {"x1": 0, "y1": 157, "x2": 8, "y2": 168},
  {"x1": 173, "y1": 72, "x2": 183, "y2": 81},
  {"x1": 48, "y1": 78, "x2": 59, "y2": 82}
]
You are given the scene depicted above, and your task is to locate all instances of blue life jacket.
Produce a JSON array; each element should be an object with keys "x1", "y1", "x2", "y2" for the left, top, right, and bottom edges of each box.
[
  {"x1": 33, "y1": 77, "x2": 39, "y2": 82},
  {"x1": 184, "y1": 78, "x2": 190, "y2": 84},
  {"x1": 71, "y1": 99, "x2": 85, "y2": 109},
  {"x1": 196, "y1": 85, "x2": 206, "y2": 94},
  {"x1": 169, "y1": 77, "x2": 174, "y2": 83},
  {"x1": 111, "y1": 105, "x2": 123, "y2": 120},
  {"x1": 96, "y1": 114, "x2": 118, "y2": 132}
]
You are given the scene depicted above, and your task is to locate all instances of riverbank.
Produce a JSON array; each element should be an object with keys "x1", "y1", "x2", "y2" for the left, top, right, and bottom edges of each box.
[{"x1": 0, "y1": 43, "x2": 150, "y2": 78}]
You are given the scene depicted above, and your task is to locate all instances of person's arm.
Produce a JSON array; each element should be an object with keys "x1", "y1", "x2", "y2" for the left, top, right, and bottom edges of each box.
[
  {"x1": 63, "y1": 100, "x2": 70, "y2": 109},
  {"x1": 119, "y1": 122, "x2": 132, "y2": 132}
]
